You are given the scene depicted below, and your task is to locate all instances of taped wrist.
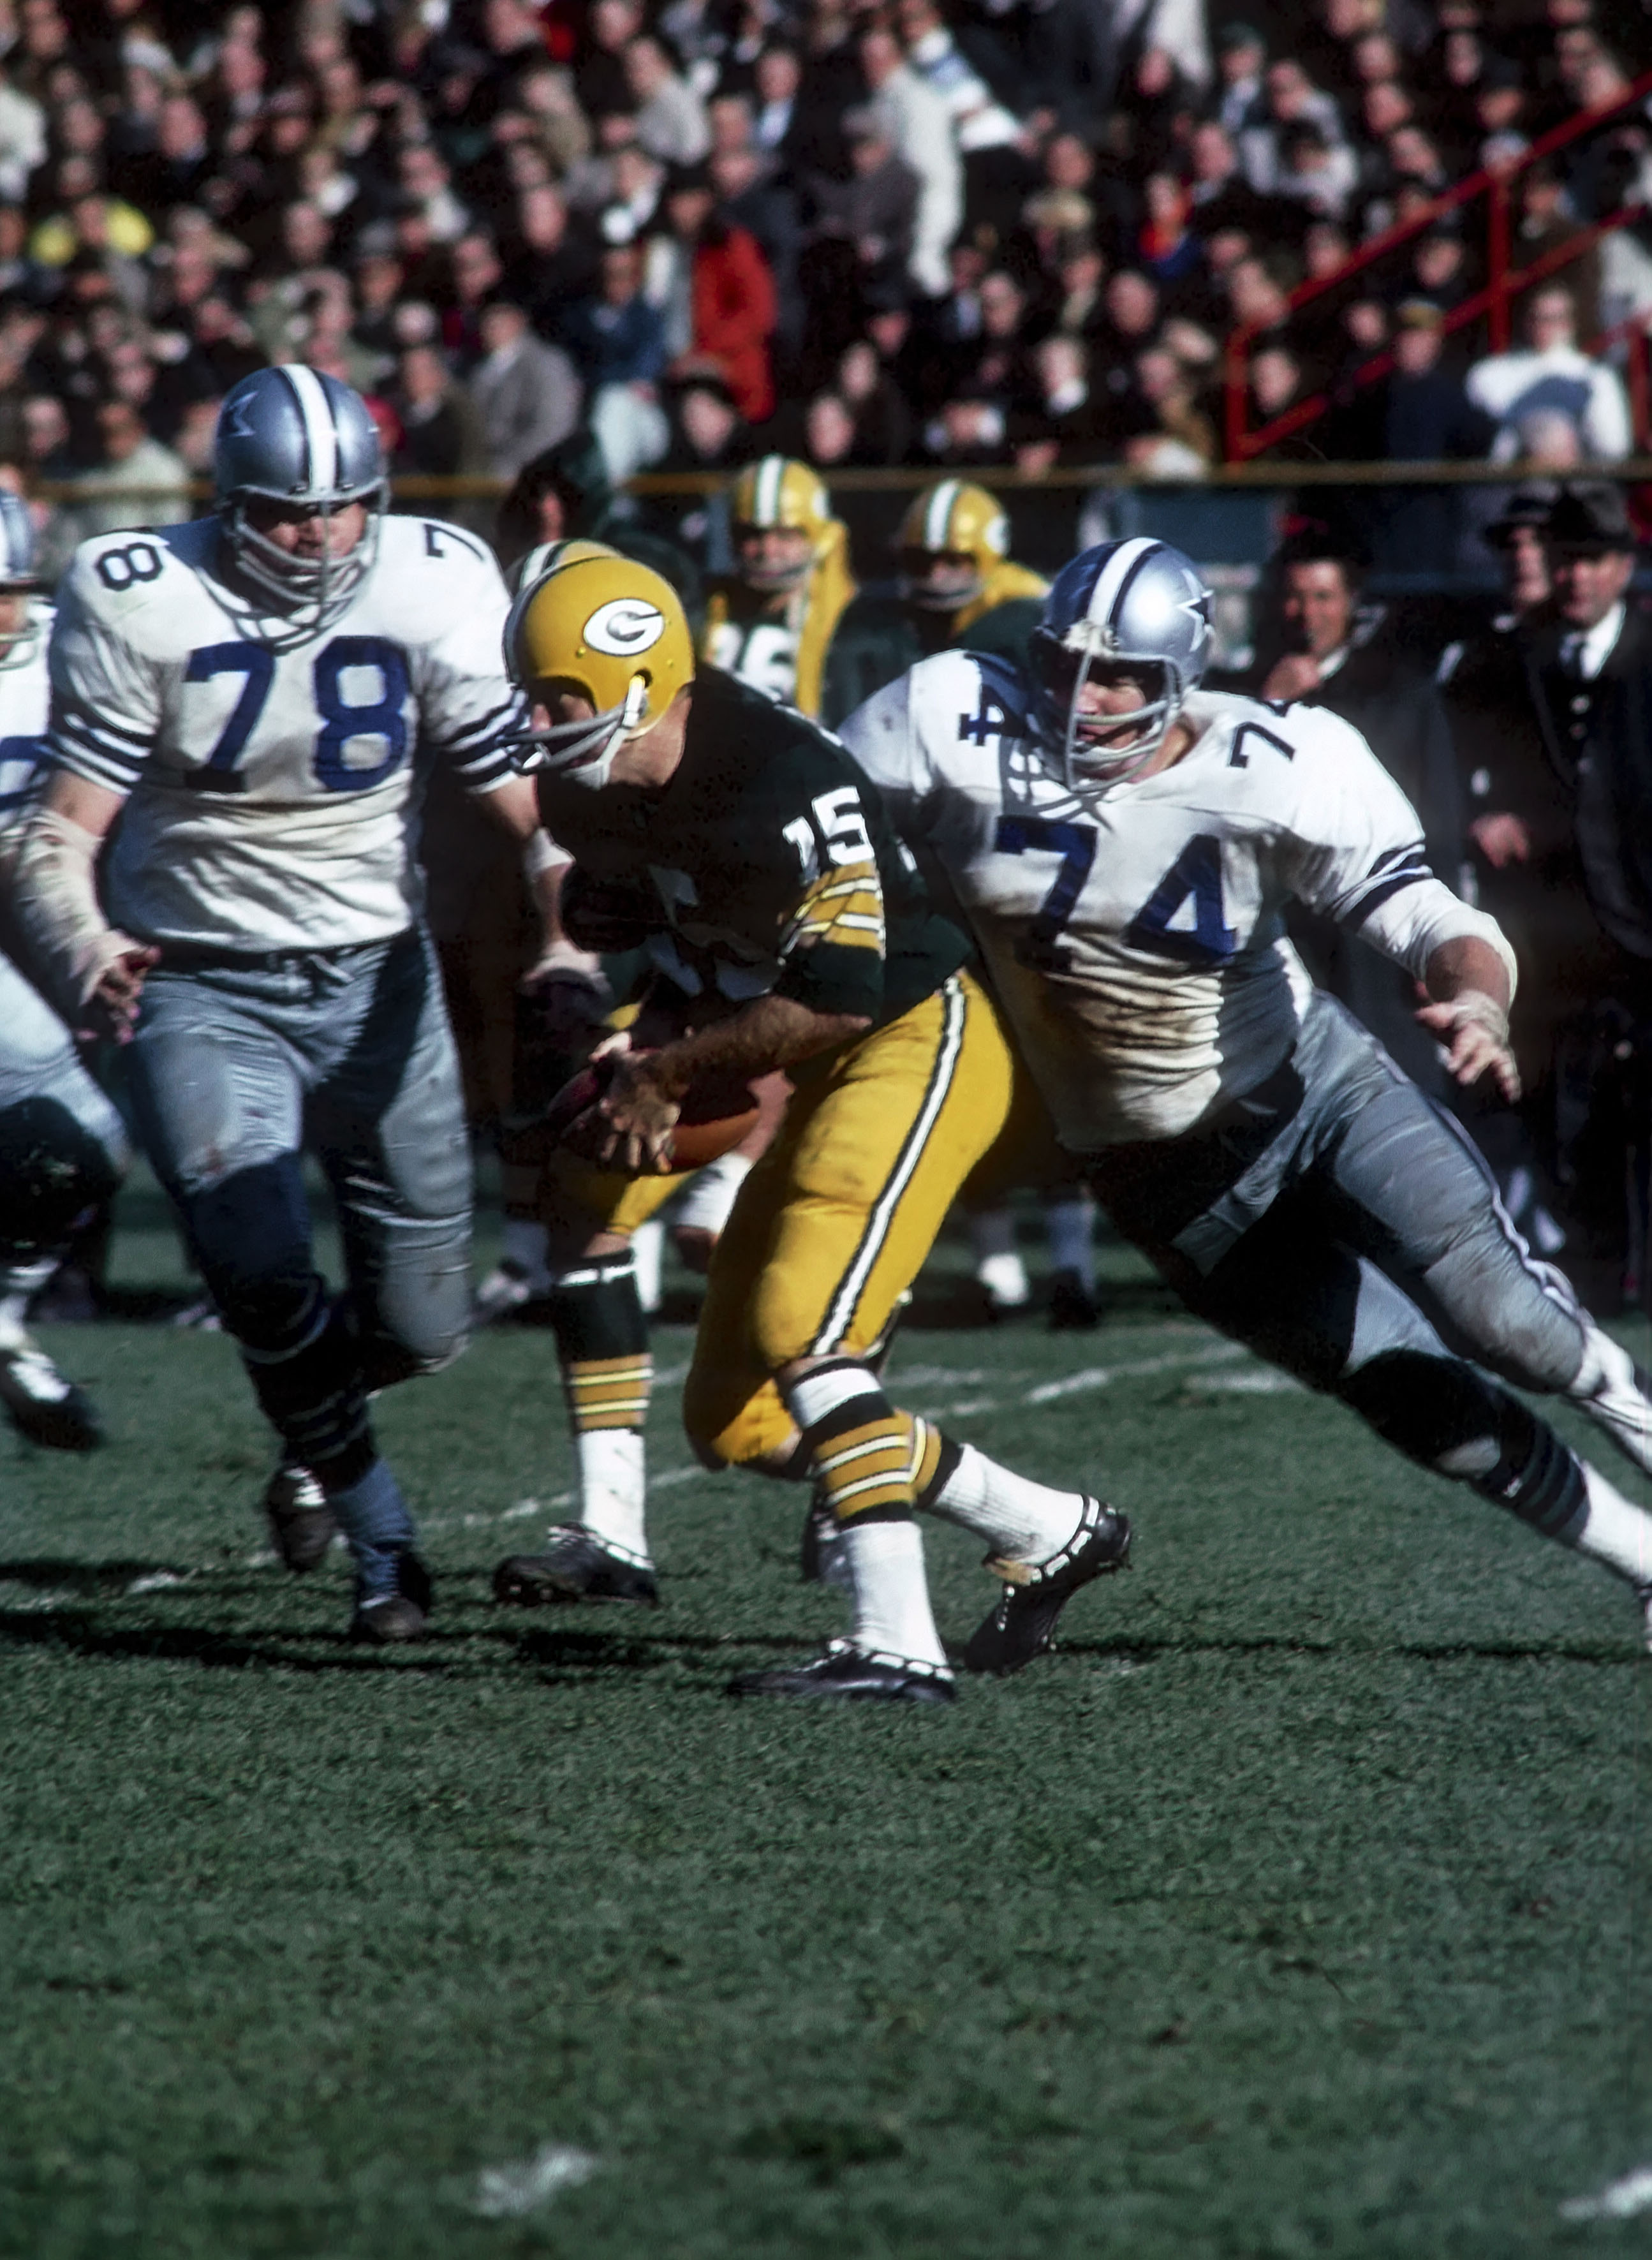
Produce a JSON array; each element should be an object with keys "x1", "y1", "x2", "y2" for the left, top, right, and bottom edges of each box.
[
  {"x1": 1438, "y1": 987, "x2": 1510, "y2": 1046},
  {"x1": 11, "y1": 804, "x2": 135, "y2": 1017},
  {"x1": 522, "y1": 826, "x2": 572, "y2": 883}
]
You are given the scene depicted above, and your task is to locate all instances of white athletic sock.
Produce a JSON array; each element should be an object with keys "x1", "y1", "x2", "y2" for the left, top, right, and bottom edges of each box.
[
  {"x1": 574, "y1": 1429, "x2": 651, "y2": 1565},
  {"x1": 968, "y1": 1208, "x2": 1030, "y2": 1308},
  {"x1": 631, "y1": 1218, "x2": 664, "y2": 1313},
  {"x1": 1569, "y1": 1321, "x2": 1652, "y2": 1478},
  {"x1": 500, "y1": 1217, "x2": 551, "y2": 1290},
  {"x1": 1044, "y1": 1195, "x2": 1096, "y2": 1293},
  {"x1": 927, "y1": 1442, "x2": 1087, "y2": 1567},
  {"x1": 841, "y1": 1518, "x2": 947, "y2": 1668},
  {"x1": 1572, "y1": 1462, "x2": 1652, "y2": 1590},
  {"x1": 0, "y1": 1259, "x2": 56, "y2": 1346}
]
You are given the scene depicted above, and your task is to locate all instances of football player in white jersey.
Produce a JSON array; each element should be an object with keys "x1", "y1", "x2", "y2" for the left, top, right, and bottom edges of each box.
[
  {"x1": 0, "y1": 491, "x2": 131, "y2": 1450},
  {"x1": 842, "y1": 537, "x2": 1652, "y2": 1648},
  {"x1": 6, "y1": 367, "x2": 548, "y2": 1642}
]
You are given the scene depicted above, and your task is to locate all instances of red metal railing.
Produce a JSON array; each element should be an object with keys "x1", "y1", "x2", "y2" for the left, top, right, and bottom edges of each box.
[{"x1": 1224, "y1": 66, "x2": 1652, "y2": 461}]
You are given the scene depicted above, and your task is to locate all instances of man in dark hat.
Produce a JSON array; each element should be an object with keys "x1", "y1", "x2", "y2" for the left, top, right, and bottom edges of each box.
[
  {"x1": 1243, "y1": 521, "x2": 1466, "y2": 1093},
  {"x1": 1437, "y1": 484, "x2": 1577, "y2": 1248},
  {"x1": 1521, "y1": 481, "x2": 1652, "y2": 1296}
]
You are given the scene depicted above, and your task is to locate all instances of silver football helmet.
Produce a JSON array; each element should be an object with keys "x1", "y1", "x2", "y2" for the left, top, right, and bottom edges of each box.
[
  {"x1": 1029, "y1": 538, "x2": 1212, "y2": 796},
  {"x1": 0, "y1": 489, "x2": 43, "y2": 670},
  {"x1": 214, "y1": 366, "x2": 385, "y2": 631}
]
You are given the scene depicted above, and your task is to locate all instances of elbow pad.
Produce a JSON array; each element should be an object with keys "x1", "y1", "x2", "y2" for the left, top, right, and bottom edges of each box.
[{"x1": 9, "y1": 805, "x2": 137, "y2": 1022}]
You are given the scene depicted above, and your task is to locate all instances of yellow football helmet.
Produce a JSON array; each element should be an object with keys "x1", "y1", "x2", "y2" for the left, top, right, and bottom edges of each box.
[
  {"x1": 895, "y1": 478, "x2": 1011, "y2": 611},
  {"x1": 729, "y1": 455, "x2": 836, "y2": 591},
  {"x1": 505, "y1": 547, "x2": 696, "y2": 787}
]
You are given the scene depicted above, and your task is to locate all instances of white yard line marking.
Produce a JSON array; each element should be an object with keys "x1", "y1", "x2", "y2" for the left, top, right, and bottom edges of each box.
[
  {"x1": 124, "y1": 1571, "x2": 188, "y2": 1595},
  {"x1": 939, "y1": 1341, "x2": 1248, "y2": 1417},
  {"x1": 473, "y1": 2143, "x2": 598, "y2": 2218},
  {"x1": 1561, "y1": 2166, "x2": 1652, "y2": 2222},
  {"x1": 1188, "y1": 1370, "x2": 1306, "y2": 1396}
]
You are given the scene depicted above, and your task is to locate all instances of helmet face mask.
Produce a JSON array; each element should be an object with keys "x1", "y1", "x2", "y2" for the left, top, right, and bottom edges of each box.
[
  {"x1": 1030, "y1": 540, "x2": 1211, "y2": 801},
  {"x1": 897, "y1": 546, "x2": 983, "y2": 612},
  {"x1": 214, "y1": 366, "x2": 386, "y2": 635}
]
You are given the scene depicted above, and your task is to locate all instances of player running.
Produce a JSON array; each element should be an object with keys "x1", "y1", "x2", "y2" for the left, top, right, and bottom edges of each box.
[
  {"x1": 0, "y1": 491, "x2": 130, "y2": 1449},
  {"x1": 493, "y1": 541, "x2": 1130, "y2": 1702},
  {"x1": 840, "y1": 536, "x2": 1652, "y2": 1646},
  {"x1": 6, "y1": 367, "x2": 549, "y2": 1641}
]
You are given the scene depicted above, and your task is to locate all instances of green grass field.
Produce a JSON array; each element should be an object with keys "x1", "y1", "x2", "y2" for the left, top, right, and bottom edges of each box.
[{"x1": 3, "y1": 1171, "x2": 1649, "y2": 2258}]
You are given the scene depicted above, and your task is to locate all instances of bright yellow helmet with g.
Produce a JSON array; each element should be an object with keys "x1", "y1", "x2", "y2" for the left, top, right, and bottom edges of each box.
[
  {"x1": 505, "y1": 547, "x2": 696, "y2": 788},
  {"x1": 895, "y1": 479, "x2": 1011, "y2": 611},
  {"x1": 730, "y1": 455, "x2": 836, "y2": 591}
]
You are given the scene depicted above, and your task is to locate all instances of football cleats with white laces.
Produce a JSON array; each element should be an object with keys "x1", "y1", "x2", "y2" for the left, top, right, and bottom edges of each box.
[
  {"x1": 214, "y1": 365, "x2": 386, "y2": 633},
  {"x1": 504, "y1": 547, "x2": 696, "y2": 787},
  {"x1": 1028, "y1": 538, "x2": 1213, "y2": 797}
]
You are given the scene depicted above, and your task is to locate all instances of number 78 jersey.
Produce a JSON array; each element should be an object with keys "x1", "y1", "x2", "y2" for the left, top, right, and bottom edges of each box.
[
  {"x1": 47, "y1": 515, "x2": 526, "y2": 951},
  {"x1": 840, "y1": 650, "x2": 1503, "y2": 1150}
]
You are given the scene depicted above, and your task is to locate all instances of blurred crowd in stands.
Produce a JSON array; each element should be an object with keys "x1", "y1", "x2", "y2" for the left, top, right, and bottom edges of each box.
[
  {"x1": 0, "y1": 0, "x2": 1648, "y2": 566},
  {"x1": 10, "y1": 0, "x2": 1652, "y2": 1324}
]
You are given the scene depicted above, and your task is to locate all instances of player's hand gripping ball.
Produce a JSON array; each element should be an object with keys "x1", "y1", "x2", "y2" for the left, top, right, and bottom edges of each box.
[{"x1": 546, "y1": 989, "x2": 761, "y2": 1174}]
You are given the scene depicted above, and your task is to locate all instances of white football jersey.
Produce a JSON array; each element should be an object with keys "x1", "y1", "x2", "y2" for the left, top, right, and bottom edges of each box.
[
  {"x1": 48, "y1": 515, "x2": 527, "y2": 950},
  {"x1": 842, "y1": 651, "x2": 1509, "y2": 1149},
  {"x1": 0, "y1": 602, "x2": 53, "y2": 841}
]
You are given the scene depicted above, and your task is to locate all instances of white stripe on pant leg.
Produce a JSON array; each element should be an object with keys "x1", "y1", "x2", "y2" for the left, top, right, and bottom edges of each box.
[{"x1": 814, "y1": 976, "x2": 968, "y2": 1354}]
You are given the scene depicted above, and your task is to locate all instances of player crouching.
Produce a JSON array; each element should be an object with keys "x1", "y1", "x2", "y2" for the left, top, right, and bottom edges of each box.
[{"x1": 495, "y1": 542, "x2": 1132, "y2": 1700}]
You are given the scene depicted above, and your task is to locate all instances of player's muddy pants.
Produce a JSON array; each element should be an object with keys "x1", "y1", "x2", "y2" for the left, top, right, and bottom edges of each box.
[
  {"x1": 126, "y1": 927, "x2": 473, "y2": 1475},
  {"x1": 1086, "y1": 991, "x2": 1591, "y2": 1515},
  {"x1": 0, "y1": 949, "x2": 129, "y2": 1280}
]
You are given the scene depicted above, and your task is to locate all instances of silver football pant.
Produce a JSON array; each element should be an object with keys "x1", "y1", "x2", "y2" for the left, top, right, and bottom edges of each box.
[{"x1": 125, "y1": 924, "x2": 472, "y2": 1379}]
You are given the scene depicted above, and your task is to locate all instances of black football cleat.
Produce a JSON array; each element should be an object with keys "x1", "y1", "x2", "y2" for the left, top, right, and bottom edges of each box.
[
  {"x1": 727, "y1": 1639, "x2": 957, "y2": 1704},
  {"x1": 0, "y1": 1338, "x2": 103, "y2": 1450},
  {"x1": 961, "y1": 1498, "x2": 1132, "y2": 1676},
  {"x1": 492, "y1": 1527, "x2": 660, "y2": 1606},
  {"x1": 1047, "y1": 1269, "x2": 1101, "y2": 1331},
  {"x1": 797, "y1": 1489, "x2": 851, "y2": 1588},
  {"x1": 262, "y1": 1461, "x2": 338, "y2": 1573},
  {"x1": 350, "y1": 1549, "x2": 433, "y2": 1644}
]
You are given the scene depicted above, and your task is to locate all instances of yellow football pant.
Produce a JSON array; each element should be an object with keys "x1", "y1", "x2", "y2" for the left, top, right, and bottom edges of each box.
[{"x1": 682, "y1": 968, "x2": 1016, "y2": 1467}]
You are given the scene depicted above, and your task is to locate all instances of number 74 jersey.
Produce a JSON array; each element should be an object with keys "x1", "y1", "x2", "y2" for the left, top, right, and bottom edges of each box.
[
  {"x1": 840, "y1": 650, "x2": 1507, "y2": 1151},
  {"x1": 47, "y1": 515, "x2": 526, "y2": 951}
]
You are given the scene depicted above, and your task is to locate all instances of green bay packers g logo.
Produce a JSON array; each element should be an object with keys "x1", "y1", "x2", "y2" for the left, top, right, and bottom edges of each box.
[{"x1": 584, "y1": 598, "x2": 666, "y2": 656}]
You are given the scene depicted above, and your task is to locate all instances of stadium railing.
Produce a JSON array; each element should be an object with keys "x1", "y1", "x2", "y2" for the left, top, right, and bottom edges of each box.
[{"x1": 1222, "y1": 66, "x2": 1652, "y2": 462}]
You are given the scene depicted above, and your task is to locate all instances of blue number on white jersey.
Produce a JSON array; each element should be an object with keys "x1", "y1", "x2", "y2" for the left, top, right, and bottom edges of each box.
[
  {"x1": 1125, "y1": 834, "x2": 1238, "y2": 963},
  {"x1": 183, "y1": 635, "x2": 410, "y2": 796}
]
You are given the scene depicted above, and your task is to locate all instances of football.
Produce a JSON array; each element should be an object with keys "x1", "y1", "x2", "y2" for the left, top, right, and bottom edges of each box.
[{"x1": 543, "y1": 1050, "x2": 760, "y2": 1173}]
